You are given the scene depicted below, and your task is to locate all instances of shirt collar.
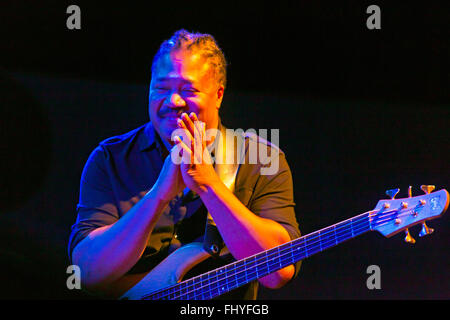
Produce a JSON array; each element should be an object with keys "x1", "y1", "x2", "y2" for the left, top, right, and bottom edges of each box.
[{"x1": 139, "y1": 121, "x2": 157, "y2": 152}]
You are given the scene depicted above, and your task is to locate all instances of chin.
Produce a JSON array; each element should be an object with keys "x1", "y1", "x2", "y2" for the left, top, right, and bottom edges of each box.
[{"x1": 160, "y1": 122, "x2": 178, "y2": 142}]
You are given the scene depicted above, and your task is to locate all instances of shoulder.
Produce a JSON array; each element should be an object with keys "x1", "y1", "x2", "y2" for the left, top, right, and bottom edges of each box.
[
  {"x1": 84, "y1": 123, "x2": 151, "y2": 167},
  {"x1": 228, "y1": 127, "x2": 291, "y2": 191},
  {"x1": 99, "y1": 124, "x2": 148, "y2": 150},
  {"x1": 220, "y1": 125, "x2": 284, "y2": 159},
  {"x1": 239, "y1": 128, "x2": 288, "y2": 177},
  {"x1": 242, "y1": 128, "x2": 284, "y2": 158}
]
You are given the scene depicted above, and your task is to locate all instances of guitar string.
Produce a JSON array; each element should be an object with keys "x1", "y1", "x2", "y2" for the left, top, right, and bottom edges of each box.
[
  {"x1": 141, "y1": 210, "x2": 374, "y2": 299},
  {"x1": 152, "y1": 218, "x2": 374, "y2": 300},
  {"x1": 145, "y1": 208, "x2": 398, "y2": 300},
  {"x1": 182, "y1": 205, "x2": 428, "y2": 300},
  {"x1": 144, "y1": 207, "x2": 417, "y2": 300},
  {"x1": 182, "y1": 208, "x2": 416, "y2": 301},
  {"x1": 169, "y1": 213, "x2": 387, "y2": 300},
  {"x1": 145, "y1": 208, "x2": 402, "y2": 300}
]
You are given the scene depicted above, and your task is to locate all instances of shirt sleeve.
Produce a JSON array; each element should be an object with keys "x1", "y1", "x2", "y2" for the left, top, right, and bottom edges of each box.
[
  {"x1": 68, "y1": 145, "x2": 119, "y2": 263},
  {"x1": 248, "y1": 151, "x2": 302, "y2": 281},
  {"x1": 249, "y1": 152, "x2": 299, "y2": 238}
]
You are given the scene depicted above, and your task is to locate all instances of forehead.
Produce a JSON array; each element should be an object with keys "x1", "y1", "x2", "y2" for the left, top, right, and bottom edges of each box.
[{"x1": 152, "y1": 49, "x2": 212, "y2": 83}]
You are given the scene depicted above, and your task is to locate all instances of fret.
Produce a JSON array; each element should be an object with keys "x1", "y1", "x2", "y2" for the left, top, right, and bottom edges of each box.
[
  {"x1": 249, "y1": 255, "x2": 256, "y2": 278},
  {"x1": 209, "y1": 287, "x2": 220, "y2": 299},
  {"x1": 318, "y1": 231, "x2": 323, "y2": 251},
  {"x1": 224, "y1": 265, "x2": 231, "y2": 292},
  {"x1": 168, "y1": 290, "x2": 176, "y2": 300},
  {"x1": 235, "y1": 262, "x2": 247, "y2": 287},
  {"x1": 218, "y1": 277, "x2": 228, "y2": 294},
  {"x1": 242, "y1": 256, "x2": 255, "y2": 280},
  {"x1": 289, "y1": 244, "x2": 296, "y2": 263},
  {"x1": 350, "y1": 218, "x2": 355, "y2": 237},
  {"x1": 179, "y1": 281, "x2": 187, "y2": 297},
  {"x1": 336, "y1": 221, "x2": 353, "y2": 242},
  {"x1": 319, "y1": 231, "x2": 339, "y2": 250},
  {"x1": 276, "y1": 246, "x2": 281, "y2": 269},
  {"x1": 305, "y1": 233, "x2": 319, "y2": 256},
  {"x1": 301, "y1": 237, "x2": 308, "y2": 258},
  {"x1": 355, "y1": 217, "x2": 370, "y2": 236},
  {"x1": 195, "y1": 276, "x2": 203, "y2": 294},
  {"x1": 205, "y1": 270, "x2": 213, "y2": 300},
  {"x1": 258, "y1": 251, "x2": 269, "y2": 276},
  {"x1": 229, "y1": 264, "x2": 237, "y2": 288},
  {"x1": 254, "y1": 255, "x2": 259, "y2": 278},
  {"x1": 244, "y1": 259, "x2": 249, "y2": 283},
  {"x1": 289, "y1": 243, "x2": 297, "y2": 265}
]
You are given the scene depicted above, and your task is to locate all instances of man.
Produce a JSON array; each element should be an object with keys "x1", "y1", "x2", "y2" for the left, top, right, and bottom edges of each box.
[{"x1": 68, "y1": 29, "x2": 301, "y2": 299}]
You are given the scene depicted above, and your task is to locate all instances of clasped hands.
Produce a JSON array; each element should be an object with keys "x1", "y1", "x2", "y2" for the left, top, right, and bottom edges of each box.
[{"x1": 155, "y1": 112, "x2": 221, "y2": 202}]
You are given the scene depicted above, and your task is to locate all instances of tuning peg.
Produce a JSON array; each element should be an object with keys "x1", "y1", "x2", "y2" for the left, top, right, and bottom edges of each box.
[
  {"x1": 386, "y1": 188, "x2": 400, "y2": 199},
  {"x1": 419, "y1": 222, "x2": 434, "y2": 237},
  {"x1": 420, "y1": 185, "x2": 435, "y2": 194},
  {"x1": 404, "y1": 229, "x2": 416, "y2": 244}
]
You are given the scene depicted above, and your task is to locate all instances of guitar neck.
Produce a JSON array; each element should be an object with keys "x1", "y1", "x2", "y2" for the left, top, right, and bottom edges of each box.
[{"x1": 143, "y1": 210, "x2": 375, "y2": 300}]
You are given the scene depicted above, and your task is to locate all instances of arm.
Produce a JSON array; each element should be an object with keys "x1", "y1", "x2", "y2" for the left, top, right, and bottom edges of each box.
[
  {"x1": 199, "y1": 181, "x2": 295, "y2": 289},
  {"x1": 176, "y1": 113, "x2": 296, "y2": 289},
  {"x1": 72, "y1": 187, "x2": 168, "y2": 290},
  {"x1": 71, "y1": 150, "x2": 185, "y2": 291}
]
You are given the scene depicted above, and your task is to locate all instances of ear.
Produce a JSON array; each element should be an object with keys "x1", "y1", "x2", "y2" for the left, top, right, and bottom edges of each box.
[{"x1": 216, "y1": 85, "x2": 225, "y2": 110}]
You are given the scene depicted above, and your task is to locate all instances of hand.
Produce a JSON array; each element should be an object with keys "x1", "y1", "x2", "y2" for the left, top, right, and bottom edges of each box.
[
  {"x1": 174, "y1": 112, "x2": 221, "y2": 195},
  {"x1": 152, "y1": 146, "x2": 186, "y2": 202}
]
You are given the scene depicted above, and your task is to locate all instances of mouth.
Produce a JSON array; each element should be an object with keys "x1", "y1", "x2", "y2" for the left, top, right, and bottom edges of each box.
[
  {"x1": 159, "y1": 114, "x2": 182, "y2": 127},
  {"x1": 163, "y1": 117, "x2": 179, "y2": 124},
  {"x1": 160, "y1": 113, "x2": 180, "y2": 120}
]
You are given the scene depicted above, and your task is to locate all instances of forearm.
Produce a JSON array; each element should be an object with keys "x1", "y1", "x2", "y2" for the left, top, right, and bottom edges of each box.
[
  {"x1": 199, "y1": 181, "x2": 295, "y2": 289},
  {"x1": 71, "y1": 187, "x2": 169, "y2": 289}
]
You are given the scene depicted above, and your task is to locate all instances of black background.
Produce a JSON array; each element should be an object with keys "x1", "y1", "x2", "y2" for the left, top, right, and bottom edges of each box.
[{"x1": 0, "y1": 1, "x2": 449, "y2": 300}]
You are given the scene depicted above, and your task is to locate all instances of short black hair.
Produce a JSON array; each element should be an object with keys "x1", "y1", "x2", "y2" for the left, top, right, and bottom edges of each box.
[{"x1": 152, "y1": 29, "x2": 227, "y2": 88}]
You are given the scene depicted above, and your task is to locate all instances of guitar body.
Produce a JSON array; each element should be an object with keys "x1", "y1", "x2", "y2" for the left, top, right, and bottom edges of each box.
[{"x1": 118, "y1": 242, "x2": 210, "y2": 300}]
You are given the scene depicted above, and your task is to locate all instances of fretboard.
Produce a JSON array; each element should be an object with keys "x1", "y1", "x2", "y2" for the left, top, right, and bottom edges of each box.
[{"x1": 142, "y1": 210, "x2": 375, "y2": 300}]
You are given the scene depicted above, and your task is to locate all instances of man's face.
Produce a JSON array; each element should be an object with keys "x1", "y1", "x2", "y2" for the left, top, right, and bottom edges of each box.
[{"x1": 149, "y1": 49, "x2": 224, "y2": 144}]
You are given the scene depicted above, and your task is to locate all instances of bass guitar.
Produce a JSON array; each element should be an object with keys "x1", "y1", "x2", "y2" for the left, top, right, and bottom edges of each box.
[{"x1": 117, "y1": 185, "x2": 448, "y2": 300}]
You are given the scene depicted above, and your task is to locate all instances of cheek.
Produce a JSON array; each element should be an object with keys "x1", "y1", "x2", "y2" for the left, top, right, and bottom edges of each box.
[
  {"x1": 186, "y1": 100, "x2": 201, "y2": 113},
  {"x1": 196, "y1": 98, "x2": 217, "y2": 120},
  {"x1": 148, "y1": 96, "x2": 162, "y2": 116},
  {"x1": 185, "y1": 96, "x2": 210, "y2": 114}
]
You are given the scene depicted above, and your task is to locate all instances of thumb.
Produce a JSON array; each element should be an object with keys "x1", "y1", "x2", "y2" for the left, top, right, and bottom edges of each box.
[{"x1": 169, "y1": 138, "x2": 184, "y2": 165}]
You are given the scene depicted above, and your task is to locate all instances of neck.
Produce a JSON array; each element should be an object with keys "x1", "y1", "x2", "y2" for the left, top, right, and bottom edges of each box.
[
  {"x1": 142, "y1": 210, "x2": 375, "y2": 300},
  {"x1": 161, "y1": 135, "x2": 173, "y2": 152}
]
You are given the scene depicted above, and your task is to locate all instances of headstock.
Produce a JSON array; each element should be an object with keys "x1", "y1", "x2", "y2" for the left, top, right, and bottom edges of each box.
[{"x1": 371, "y1": 185, "x2": 449, "y2": 243}]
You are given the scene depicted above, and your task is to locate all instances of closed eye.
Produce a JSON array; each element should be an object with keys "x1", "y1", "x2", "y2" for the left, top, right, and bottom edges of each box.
[
  {"x1": 181, "y1": 88, "x2": 199, "y2": 97},
  {"x1": 182, "y1": 87, "x2": 198, "y2": 92}
]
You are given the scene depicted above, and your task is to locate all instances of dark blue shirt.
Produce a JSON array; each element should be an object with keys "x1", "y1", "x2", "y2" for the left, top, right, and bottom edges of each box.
[{"x1": 68, "y1": 121, "x2": 301, "y2": 299}]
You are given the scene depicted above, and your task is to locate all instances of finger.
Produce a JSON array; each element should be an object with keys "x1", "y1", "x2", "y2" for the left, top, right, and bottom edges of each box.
[
  {"x1": 201, "y1": 124, "x2": 214, "y2": 165},
  {"x1": 189, "y1": 113, "x2": 205, "y2": 150},
  {"x1": 181, "y1": 112, "x2": 196, "y2": 138},
  {"x1": 192, "y1": 118, "x2": 205, "y2": 164},
  {"x1": 189, "y1": 112, "x2": 202, "y2": 148},
  {"x1": 176, "y1": 118, "x2": 194, "y2": 144},
  {"x1": 199, "y1": 120, "x2": 206, "y2": 150},
  {"x1": 195, "y1": 120, "x2": 214, "y2": 165},
  {"x1": 189, "y1": 112, "x2": 199, "y2": 123},
  {"x1": 174, "y1": 135, "x2": 193, "y2": 164}
]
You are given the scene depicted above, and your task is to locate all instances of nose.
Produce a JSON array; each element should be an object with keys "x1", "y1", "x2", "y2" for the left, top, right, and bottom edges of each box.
[{"x1": 167, "y1": 92, "x2": 186, "y2": 108}]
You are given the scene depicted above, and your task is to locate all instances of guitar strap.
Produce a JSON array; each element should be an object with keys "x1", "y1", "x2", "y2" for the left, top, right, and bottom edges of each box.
[{"x1": 202, "y1": 123, "x2": 245, "y2": 258}]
